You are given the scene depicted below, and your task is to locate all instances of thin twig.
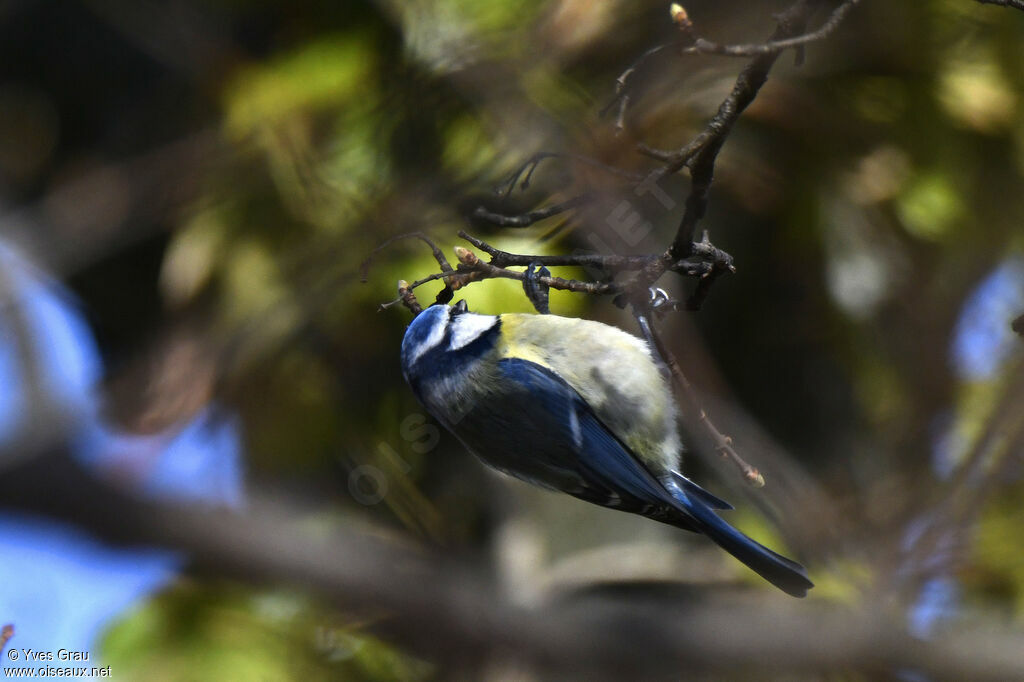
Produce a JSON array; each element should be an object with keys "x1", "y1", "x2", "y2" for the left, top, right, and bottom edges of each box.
[
  {"x1": 600, "y1": 43, "x2": 669, "y2": 124},
  {"x1": 380, "y1": 243, "x2": 628, "y2": 309},
  {"x1": 473, "y1": 194, "x2": 594, "y2": 228},
  {"x1": 395, "y1": 280, "x2": 423, "y2": 316},
  {"x1": 367, "y1": 233, "x2": 461, "y2": 310},
  {"x1": 610, "y1": 1, "x2": 859, "y2": 135},
  {"x1": 497, "y1": 153, "x2": 642, "y2": 197},
  {"x1": 633, "y1": 307, "x2": 764, "y2": 487},
  {"x1": 458, "y1": 231, "x2": 656, "y2": 271},
  {"x1": 635, "y1": 143, "x2": 675, "y2": 162},
  {"x1": 683, "y1": 1, "x2": 862, "y2": 57},
  {"x1": 452, "y1": 246, "x2": 621, "y2": 296},
  {"x1": 378, "y1": 271, "x2": 451, "y2": 309},
  {"x1": 360, "y1": 231, "x2": 455, "y2": 282},
  {"x1": 496, "y1": 152, "x2": 557, "y2": 197},
  {"x1": 613, "y1": 93, "x2": 630, "y2": 134},
  {"x1": 456, "y1": 232, "x2": 733, "y2": 279}
]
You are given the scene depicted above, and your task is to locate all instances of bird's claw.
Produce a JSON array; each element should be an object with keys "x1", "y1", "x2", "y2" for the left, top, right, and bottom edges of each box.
[{"x1": 524, "y1": 262, "x2": 552, "y2": 314}]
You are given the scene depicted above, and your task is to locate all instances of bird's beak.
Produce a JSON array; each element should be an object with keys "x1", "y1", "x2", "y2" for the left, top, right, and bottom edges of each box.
[{"x1": 452, "y1": 299, "x2": 469, "y2": 315}]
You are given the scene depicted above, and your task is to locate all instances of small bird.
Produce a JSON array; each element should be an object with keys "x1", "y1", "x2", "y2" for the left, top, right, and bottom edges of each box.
[{"x1": 400, "y1": 301, "x2": 812, "y2": 597}]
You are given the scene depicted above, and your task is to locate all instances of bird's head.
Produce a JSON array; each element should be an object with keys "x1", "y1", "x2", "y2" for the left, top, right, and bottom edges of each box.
[{"x1": 400, "y1": 301, "x2": 499, "y2": 381}]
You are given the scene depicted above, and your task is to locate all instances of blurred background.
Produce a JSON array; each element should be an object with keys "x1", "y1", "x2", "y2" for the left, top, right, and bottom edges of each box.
[{"x1": 0, "y1": 0, "x2": 1023, "y2": 679}]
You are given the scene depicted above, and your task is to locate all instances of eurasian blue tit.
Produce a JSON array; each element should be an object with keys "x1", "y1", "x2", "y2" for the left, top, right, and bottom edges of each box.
[{"x1": 400, "y1": 301, "x2": 813, "y2": 597}]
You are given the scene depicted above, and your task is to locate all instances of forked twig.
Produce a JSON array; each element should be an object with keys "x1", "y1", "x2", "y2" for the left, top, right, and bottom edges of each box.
[{"x1": 634, "y1": 309, "x2": 765, "y2": 487}]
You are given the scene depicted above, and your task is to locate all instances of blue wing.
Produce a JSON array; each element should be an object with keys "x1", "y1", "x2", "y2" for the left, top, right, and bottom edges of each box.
[
  {"x1": 447, "y1": 358, "x2": 813, "y2": 597},
  {"x1": 447, "y1": 358, "x2": 686, "y2": 521}
]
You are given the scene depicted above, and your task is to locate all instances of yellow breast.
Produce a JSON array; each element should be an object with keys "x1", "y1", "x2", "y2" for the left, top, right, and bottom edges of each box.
[{"x1": 496, "y1": 314, "x2": 681, "y2": 469}]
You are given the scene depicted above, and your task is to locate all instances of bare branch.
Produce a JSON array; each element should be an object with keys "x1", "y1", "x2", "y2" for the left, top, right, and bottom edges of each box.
[
  {"x1": 568, "y1": 1, "x2": 837, "y2": 313},
  {"x1": 452, "y1": 246, "x2": 621, "y2": 296},
  {"x1": 672, "y1": 2, "x2": 825, "y2": 258},
  {"x1": 1013, "y1": 311, "x2": 1024, "y2": 337},
  {"x1": 611, "y1": 1, "x2": 859, "y2": 139},
  {"x1": 458, "y1": 231, "x2": 655, "y2": 271},
  {"x1": 5, "y1": 451, "x2": 1024, "y2": 680}
]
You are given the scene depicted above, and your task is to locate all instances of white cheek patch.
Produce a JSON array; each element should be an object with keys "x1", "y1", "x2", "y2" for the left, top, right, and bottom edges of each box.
[
  {"x1": 448, "y1": 314, "x2": 498, "y2": 351},
  {"x1": 407, "y1": 315, "x2": 448, "y2": 366}
]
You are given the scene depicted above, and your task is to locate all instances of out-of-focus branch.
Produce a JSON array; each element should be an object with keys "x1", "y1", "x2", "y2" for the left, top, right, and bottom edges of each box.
[
  {"x1": 362, "y1": 232, "x2": 458, "y2": 310},
  {"x1": 681, "y1": 0, "x2": 862, "y2": 58},
  {"x1": 3, "y1": 450, "x2": 1024, "y2": 680},
  {"x1": 1, "y1": 129, "x2": 219, "y2": 279},
  {"x1": 976, "y1": 0, "x2": 1024, "y2": 10},
  {"x1": 494, "y1": 153, "x2": 643, "y2": 197},
  {"x1": 602, "y1": 43, "x2": 669, "y2": 133},
  {"x1": 897, "y1": 359, "x2": 1024, "y2": 593},
  {"x1": 1012, "y1": 312, "x2": 1024, "y2": 337},
  {"x1": 0, "y1": 625, "x2": 13, "y2": 654},
  {"x1": 360, "y1": 232, "x2": 456, "y2": 283},
  {"x1": 606, "y1": 1, "x2": 861, "y2": 130},
  {"x1": 472, "y1": 194, "x2": 594, "y2": 228}
]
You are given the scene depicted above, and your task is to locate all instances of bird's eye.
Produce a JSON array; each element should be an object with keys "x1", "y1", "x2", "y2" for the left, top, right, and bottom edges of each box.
[{"x1": 451, "y1": 300, "x2": 469, "y2": 316}]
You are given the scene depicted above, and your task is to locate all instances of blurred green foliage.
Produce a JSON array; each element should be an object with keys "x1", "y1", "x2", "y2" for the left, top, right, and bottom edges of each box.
[{"x1": 102, "y1": 583, "x2": 431, "y2": 681}]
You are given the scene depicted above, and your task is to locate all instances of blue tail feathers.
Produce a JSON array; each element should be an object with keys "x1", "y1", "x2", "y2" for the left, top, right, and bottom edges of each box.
[{"x1": 668, "y1": 475, "x2": 813, "y2": 598}]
